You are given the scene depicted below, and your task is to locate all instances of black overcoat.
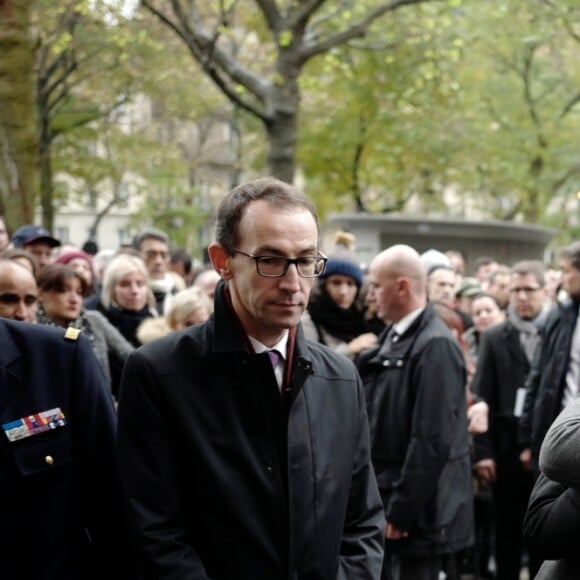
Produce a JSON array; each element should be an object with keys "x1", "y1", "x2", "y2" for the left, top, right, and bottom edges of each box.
[
  {"x1": 117, "y1": 285, "x2": 385, "y2": 580},
  {"x1": 357, "y1": 304, "x2": 474, "y2": 557}
]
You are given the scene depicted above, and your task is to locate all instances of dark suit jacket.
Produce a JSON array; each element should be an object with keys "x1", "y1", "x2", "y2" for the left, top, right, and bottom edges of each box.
[
  {"x1": 471, "y1": 320, "x2": 530, "y2": 466},
  {"x1": 0, "y1": 319, "x2": 131, "y2": 580}
]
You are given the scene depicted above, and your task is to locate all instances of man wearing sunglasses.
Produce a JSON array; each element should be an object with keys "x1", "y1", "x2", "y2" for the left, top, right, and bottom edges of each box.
[
  {"x1": 0, "y1": 258, "x2": 132, "y2": 578},
  {"x1": 117, "y1": 177, "x2": 385, "y2": 580},
  {"x1": 0, "y1": 260, "x2": 38, "y2": 323}
]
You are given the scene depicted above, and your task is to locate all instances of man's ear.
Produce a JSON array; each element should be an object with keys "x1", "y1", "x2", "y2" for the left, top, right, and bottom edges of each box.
[{"x1": 207, "y1": 242, "x2": 232, "y2": 280}]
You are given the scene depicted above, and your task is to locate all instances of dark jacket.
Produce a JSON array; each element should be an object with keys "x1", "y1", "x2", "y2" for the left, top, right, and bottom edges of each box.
[
  {"x1": 523, "y1": 394, "x2": 580, "y2": 579},
  {"x1": 470, "y1": 320, "x2": 530, "y2": 465},
  {"x1": 117, "y1": 284, "x2": 385, "y2": 580},
  {"x1": 356, "y1": 303, "x2": 474, "y2": 557},
  {"x1": 524, "y1": 472, "x2": 580, "y2": 574},
  {"x1": 519, "y1": 299, "x2": 578, "y2": 464},
  {"x1": 0, "y1": 320, "x2": 131, "y2": 580}
]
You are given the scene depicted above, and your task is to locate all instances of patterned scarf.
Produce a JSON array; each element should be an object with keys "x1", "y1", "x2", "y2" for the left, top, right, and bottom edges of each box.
[{"x1": 36, "y1": 304, "x2": 96, "y2": 348}]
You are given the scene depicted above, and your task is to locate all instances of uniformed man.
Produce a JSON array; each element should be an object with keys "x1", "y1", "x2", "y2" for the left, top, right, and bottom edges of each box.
[{"x1": 0, "y1": 318, "x2": 133, "y2": 579}]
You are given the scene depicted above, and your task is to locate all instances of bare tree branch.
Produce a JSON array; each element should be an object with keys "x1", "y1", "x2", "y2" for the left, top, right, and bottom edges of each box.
[
  {"x1": 142, "y1": 0, "x2": 270, "y2": 120},
  {"x1": 300, "y1": 0, "x2": 442, "y2": 61},
  {"x1": 561, "y1": 92, "x2": 580, "y2": 118},
  {"x1": 254, "y1": 0, "x2": 281, "y2": 32}
]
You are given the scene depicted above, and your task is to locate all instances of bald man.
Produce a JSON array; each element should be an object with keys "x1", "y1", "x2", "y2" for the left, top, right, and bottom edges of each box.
[
  {"x1": 356, "y1": 245, "x2": 474, "y2": 580},
  {"x1": 0, "y1": 259, "x2": 38, "y2": 322}
]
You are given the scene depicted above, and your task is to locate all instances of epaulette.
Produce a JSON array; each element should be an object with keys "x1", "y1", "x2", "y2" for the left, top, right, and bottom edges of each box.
[{"x1": 64, "y1": 327, "x2": 81, "y2": 341}]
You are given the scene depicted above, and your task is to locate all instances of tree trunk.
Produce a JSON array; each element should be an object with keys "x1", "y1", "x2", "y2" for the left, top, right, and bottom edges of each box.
[
  {"x1": 38, "y1": 137, "x2": 53, "y2": 230},
  {"x1": 265, "y1": 64, "x2": 300, "y2": 184},
  {"x1": 0, "y1": 0, "x2": 37, "y2": 229},
  {"x1": 265, "y1": 110, "x2": 297, "y2": 184}
]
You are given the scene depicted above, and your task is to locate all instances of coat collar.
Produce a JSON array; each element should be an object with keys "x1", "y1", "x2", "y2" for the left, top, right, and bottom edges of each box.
[
  {"x1": 211, "y1": 279, "x2": 313, "y2": 365},
  {"x1": 0, "y1": 319, "x2": 22, "y2": 379}
]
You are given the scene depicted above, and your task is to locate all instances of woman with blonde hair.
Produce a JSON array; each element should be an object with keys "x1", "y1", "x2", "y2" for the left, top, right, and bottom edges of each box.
[
  {"x1": 94, "y1": 253, "x2": 157, "y2": 347},
  {"x1": 137, "y1": 286, "x2": 212, "y2": 344}
]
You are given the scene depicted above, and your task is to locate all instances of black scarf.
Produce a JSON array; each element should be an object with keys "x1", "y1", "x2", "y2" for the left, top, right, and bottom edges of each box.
[
  {"x1": 307, "y1": 286, "x2": 368, "y2": 343},
  {"x1": 98, "y1": 303, "x2": 153, "y2": 347}
]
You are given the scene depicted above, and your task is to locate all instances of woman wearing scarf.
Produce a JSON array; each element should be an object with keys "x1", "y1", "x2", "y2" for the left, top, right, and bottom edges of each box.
[
  {"x1": 302, "y1": 232, "x2": 378, "y2": 360},
  {"x1": 36, "y1": 263, "x2": 134, "y2": 399}
]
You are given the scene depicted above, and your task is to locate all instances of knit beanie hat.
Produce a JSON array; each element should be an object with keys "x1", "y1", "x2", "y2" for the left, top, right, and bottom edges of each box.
[
  {"x1": 322, "y1": 252, "x2": 363, "y2": 288},
  {"x1": 321, "y1": 231, "x2": 363, "y2": 287},
  {"x1": 55, "y1": 250, "x2": 93, "y2": 268}
]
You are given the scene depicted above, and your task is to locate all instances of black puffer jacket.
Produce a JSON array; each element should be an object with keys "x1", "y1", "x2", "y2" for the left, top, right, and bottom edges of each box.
[{"x1": 357, "y1": 303, "x2": 474, "y2": 557}]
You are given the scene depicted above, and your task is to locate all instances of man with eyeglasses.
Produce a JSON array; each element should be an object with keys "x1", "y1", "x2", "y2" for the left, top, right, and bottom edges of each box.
[
  {"x1": 133, "y1": 227, "x2": 184, "y2": 314},
  {"x1": 0, "y1": 259, "x2": 38, "y2": 322},
  {"x1": 520, "y1": 241, "x2": 580, "y2": 471},
  {"x1": 471, "y1": 260, "x2": 550, "y2": 580},
  {"x1": 117, "y1": 177, "x2": 385, "y2": 580}
]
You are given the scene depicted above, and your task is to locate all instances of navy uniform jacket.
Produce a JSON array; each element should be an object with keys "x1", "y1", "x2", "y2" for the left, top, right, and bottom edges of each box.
[{"x1": 0, "y1": 319, "x2": 131, "y2": 580}]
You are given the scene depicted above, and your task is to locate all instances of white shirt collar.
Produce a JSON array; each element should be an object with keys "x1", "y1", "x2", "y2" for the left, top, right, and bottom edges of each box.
[
  {"x1": 392, "y1": 307, "x2": 424, "y2": 337},
  {"x1": 248, "y1": 332, "x2": 289, "y2": 360}
]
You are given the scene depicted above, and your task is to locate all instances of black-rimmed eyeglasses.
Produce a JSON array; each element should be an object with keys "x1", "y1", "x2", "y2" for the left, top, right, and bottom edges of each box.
[{"x1": 230, "y1": 249, "x2": 327, "y2": 278}]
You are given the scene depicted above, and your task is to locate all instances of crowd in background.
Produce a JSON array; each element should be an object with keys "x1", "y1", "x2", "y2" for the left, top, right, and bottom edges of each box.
[{"x1": 1, "y1": 203, "x2": 579, "y2": 580}]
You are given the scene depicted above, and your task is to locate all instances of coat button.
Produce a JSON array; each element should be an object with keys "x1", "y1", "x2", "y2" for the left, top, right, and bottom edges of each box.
[
  {"x1": 45, "y1": 455, "x2": 54, "y2": 465},
  {"x1": 266, "y1": 465, "x2": 272, "y2": 472}
]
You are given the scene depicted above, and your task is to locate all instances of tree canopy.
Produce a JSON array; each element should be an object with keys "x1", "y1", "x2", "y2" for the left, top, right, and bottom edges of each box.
[{"x1": 1, "y1": 0, "x2": 579, "y2": 247}]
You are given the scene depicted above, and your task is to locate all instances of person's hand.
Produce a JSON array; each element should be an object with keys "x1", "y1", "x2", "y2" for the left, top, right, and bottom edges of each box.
[
  {"x1": 474, "y1": 458, "x2": 497, "y2": 483},
  {"x1": 467, "y1": 401, "x2": 488, "y2": 434},
  {"x1": 520, "y1": 447, "x2": 532, "y2": 471},
  {"x1": 385, "y1": 522, "x2": 409, "y2": 540},
  {"x1": 348, "y1": 332, "x2": 378, "y2": 355}
]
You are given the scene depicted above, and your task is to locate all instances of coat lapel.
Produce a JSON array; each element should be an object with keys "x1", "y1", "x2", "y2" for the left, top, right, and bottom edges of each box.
[{"x1": 0, "y1": 321, "x2": 22, "y2": 381}]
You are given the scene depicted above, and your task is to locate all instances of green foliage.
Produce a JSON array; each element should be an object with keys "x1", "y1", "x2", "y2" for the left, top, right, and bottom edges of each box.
[
  {"x1": 297, "y1": 0, "x2": 580, "y2": 241},
  {"x1": 10, "y1": 0, "x2": 580, "y2": 247}
]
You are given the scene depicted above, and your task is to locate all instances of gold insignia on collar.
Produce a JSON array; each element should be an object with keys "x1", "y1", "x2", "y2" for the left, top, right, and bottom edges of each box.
[{"x1": 64, "y1": 327, "x2": 81, "y2": 341}]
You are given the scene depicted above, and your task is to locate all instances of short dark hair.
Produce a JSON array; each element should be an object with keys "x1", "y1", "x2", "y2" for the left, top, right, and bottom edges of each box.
[
  {"x1": 487, "y1": 265, "x2": 511, "y2": 285},
  {"x1": 473, "y1": 256, "x2": 497, "y2": 272},
  {"x1": 132, "y1": 228, "x2": 169, "y2": 251},
  {"x1": 471, "y1": 291, "x2": 501, "y2": 309},
  {"x1": 170, "y1": 248, "x2": 192, "y2": 275},
  {"x1": 37, "y1": 263, "x2": 89, "y2": 297},
  {"x1": 560, "y1": 241, "x2": 580, "y2": 271},
  {"x1": 215, "y1": 178, "x2": 318, "y2": 252},
  {"x1": 510, "y1": 260, "x2": 545, "y2": 287}
]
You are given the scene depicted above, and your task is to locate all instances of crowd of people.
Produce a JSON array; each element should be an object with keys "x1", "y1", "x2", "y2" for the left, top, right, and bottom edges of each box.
[{"x1": 1, "y1": 179, "x2": 579, "y2": 580}]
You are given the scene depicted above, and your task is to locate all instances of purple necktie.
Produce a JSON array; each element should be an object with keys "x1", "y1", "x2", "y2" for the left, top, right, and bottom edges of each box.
[{"x1": 268, "y1": 350, "x2": 280, "y2": 367}]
